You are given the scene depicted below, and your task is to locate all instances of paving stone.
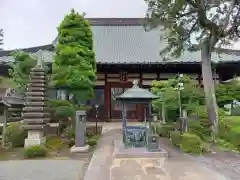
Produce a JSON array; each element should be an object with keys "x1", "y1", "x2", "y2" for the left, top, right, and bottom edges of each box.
[{"x1": 0, "y1": 160, "x2": 86, "y2": 180}]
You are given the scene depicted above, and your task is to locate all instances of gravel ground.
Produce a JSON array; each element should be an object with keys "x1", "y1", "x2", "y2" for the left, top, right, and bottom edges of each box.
[
  {"x1": 193, "y1": 154, "x2": 240, "y2": 180},
  {"x1": 159, "y1": 137, "x2": 240, "y2": 180},
  {"x1": 0, "y1": 160, "x2": 86, "y2": 180}
]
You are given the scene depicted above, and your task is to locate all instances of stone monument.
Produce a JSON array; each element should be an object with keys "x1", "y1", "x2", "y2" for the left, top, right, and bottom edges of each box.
[
  {"x1": 70, "y1": 110, "x2": 89, "y2": 153},
  {"x1": 22, "y1": 57, "x2": 50, "y2": 148}
]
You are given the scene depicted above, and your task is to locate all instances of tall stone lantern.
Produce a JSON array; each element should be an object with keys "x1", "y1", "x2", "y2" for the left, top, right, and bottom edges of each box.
[
  {"x1": 22, "y1": 58, "x2": 50, "y2": 148},
  {"x1": 115, "y1": 80, "x2": 160, "y2": 151}
]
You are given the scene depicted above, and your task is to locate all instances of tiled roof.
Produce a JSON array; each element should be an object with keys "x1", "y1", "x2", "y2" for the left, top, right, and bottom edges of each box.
[{"x1": 0, "y1": 18, "x2": 239, "y2": 64}]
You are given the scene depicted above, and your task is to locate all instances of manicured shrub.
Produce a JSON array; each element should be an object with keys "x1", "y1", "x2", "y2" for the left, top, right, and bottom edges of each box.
[
  {"x1": 45, "y1": 137, "x2": 65, "y2": 151},
  {"x1": 55, "y1": 106, "x2": 75, "y2": 118},
  {"x1": 47, "y1": 100, "x2": 73, "y2": 108},
  {"x1": 24, "y1": 145, "x2": 48, "y2": 158},
  {"x1": 231, "y1": 106, "x2": 240, "y2": 116},
  {"x1": 190, "y1": 105, "x2": 226, "y2": 119},
  {"x1": 158, "y1": 124, "x2": 175, "y2": 137},
  {"x1": 228, "y1": 127, "x2": 240, "y2": 150},
  {"x1": 6, "y1": 122, "x2": 27, "y2": 147},
  {"x1": 170, "y1": 131, "x2": 181, "y2": 147},
  {"x1": 188, "y1": 119, "x2": 211, "y2": 140},
  {"x1": 87, "y1": 135, "x2": 98, "y2": 146},
  {"x1": 180, "y1": 133, "x2": 204, "y2": 154}
]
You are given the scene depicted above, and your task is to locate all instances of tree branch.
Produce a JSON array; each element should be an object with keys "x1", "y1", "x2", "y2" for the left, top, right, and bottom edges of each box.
[
  {"x1": 222, "y1": 0, "x2": 236, "y2": 32},
  {"x1": 222, "y1": 2, "x2": 240, "y2": 37},
  {"x1": 177, "y1": 9, "x2": 198, "y2": 18}
]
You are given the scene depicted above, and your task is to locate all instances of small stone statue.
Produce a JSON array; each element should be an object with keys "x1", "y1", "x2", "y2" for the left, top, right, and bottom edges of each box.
[
  {"x1": 36, "y1": 50, "x2": 43, "y2": 68},
  {"x1": 132, "y1": 80, "x2": 139, "y2": 88}
]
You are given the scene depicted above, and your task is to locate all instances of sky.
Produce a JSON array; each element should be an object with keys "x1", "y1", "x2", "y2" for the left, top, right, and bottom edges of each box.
[{"x1": 0, "y1": 0, "x2": 239, "y2": 50}]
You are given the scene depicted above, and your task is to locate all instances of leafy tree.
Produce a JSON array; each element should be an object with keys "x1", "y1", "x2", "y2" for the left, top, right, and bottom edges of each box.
[
  {"x1": 9, "y1": 51, "x2": 36, "y2": 92},
  {"x1": 0, "y1": 29, "x2": 3, "y2": 50},
  {"x1": 152, "y1": 75, "x2": 204, "y2": 121},
  {"x1": 9, "y1": 51, "x2": 48, "y2": 93},
  {"x1": 52, "y1": 9, "x2": 96, "y2": 105},
  {"x1": 145, "y1": 0, "x2": 240, "y2": 139},
  {"x1": 216, "y1": 80, "x2": 240, "y2": 107}
]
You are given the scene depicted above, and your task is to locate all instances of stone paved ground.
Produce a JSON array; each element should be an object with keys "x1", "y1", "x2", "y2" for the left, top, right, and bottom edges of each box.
[
  {"x1": 84, "y1": 123, "x2": 239, "y2": 180},
  {"x1": 159, "y1": 137, "x2": 240, "y2": 180},
  {"x1": 0, "y1": 160, "x2": 87, "y2": 180}
]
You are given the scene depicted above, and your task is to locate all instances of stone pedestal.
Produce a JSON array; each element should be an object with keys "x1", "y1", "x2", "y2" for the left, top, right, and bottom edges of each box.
[
  {"x1": 70, "y1": 144, "x2": 89, "y2": 153},
  {"x1": 24, "y1": 131, "x2": 46, "y2": 148},
  {"x1": 70, "y1": 110, "x2": 89, "y2": 153}
]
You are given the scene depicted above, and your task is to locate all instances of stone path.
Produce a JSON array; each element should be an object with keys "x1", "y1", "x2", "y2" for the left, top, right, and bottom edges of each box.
[
  {"x1": 0, "y1": 160, "x2": 86, "y2": 180},
  {"x1": 84, "y1": 123, "x2": 237, "y2": 180}
]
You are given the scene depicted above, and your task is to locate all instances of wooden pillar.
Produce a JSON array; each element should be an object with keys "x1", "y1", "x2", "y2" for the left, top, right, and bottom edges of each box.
[
  {"x1": 137, "y1": 73, "x2": 144, "y2": 121},
  {"x1": 198, "y1": 73, "x2": 202, "y2": 85},
  {"x1": 104, "y1": 73, "x2": 111, "y2": 122}
]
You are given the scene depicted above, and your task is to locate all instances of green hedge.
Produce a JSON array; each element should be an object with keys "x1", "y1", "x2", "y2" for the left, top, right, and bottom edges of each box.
[
  {"x1": 170, "y1": 131, "x2": 181, "y2": 147},
  {"x1": 24, "y1": 145, "x2": 48, "y2": 158},
  {"x1": 180, "y1": 133, "x2": 205, "y2": 154},
  {"x1": 231, "y1": 106, "x2": 240, "y2": 116},
  {"x1": 158, "y1": 124, "x2": 175, "y2": 138},
  {"x1": 188, "y1": 119, "x2": 211, "y2": 140},
  {"x1": 6, "y1": 122, "x2": 27, "y2": 147}
]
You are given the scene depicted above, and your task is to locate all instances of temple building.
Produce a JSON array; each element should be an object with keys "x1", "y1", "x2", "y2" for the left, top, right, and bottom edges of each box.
[{"x1": 0, "y1": 18, "x2": 240, "y2": 122}]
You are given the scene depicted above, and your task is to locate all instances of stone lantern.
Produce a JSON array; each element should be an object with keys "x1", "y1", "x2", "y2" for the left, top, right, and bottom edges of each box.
[{"x1": 115, "y1": 80, "x2": 162, "y2": 152}]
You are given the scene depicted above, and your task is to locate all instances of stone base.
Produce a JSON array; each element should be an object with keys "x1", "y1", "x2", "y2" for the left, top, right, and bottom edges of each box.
[
  {"x1": 70, "y1": 145, "x2": 90, "y2": 153},
  {"x1": 24, "y1": 130, "x2": 46, "y2": 148},
  {"x1": 113, "y1": 140, "x2": 168, "y2": 159}
]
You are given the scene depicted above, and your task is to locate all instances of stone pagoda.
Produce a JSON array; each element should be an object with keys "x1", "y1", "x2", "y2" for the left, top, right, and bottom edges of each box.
[{"x1": 22, "y1": 57, "x2": 50, "y2": 148}]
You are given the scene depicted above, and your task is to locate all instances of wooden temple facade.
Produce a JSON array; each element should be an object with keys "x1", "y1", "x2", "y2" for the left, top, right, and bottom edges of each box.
[{"x1": 0, "y1": 18, "x2": 240, "y2": 122}]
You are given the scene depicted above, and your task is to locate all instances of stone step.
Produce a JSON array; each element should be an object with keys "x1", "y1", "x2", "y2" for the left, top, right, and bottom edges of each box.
[
  {"x1": 21, "y1": 124, "x2": 46, "y2": 130},
  {"x1": 30, "y1": 68, "x2": 45, "y2": 72},
  {"x1": 30, "y1": 71, "x2": 45, "y2": 75},
  {"x1": 24, "y1": 102, "x2": 46, "y2": 106},
  {"x1": 29, "y1": 79, "x2": 45, "y2": 83},
  {"x1": 25, "y1": 92, "x2": 45, "y2": 96},
  {"x1": 23, "y1": 107, "x2": 49, "y2": 112},
  {"x1": 26, "y1": 87, "x2": 45, "y2": 91},
  {"x1": 30, "y1": 75, "x2": 46, "y2": 79},
  {"x1": 23, "y1": 118, "x2": 50, "y2": 124},
  {"x1": 22, "y1": 112, "x2": 51, "y2": 118},
  {"x1": 25, "y1": 97, "x2": 46, "y2": 101},
  {"x1": 27, "y1": 83, "x2": 45, "y2": 88}
]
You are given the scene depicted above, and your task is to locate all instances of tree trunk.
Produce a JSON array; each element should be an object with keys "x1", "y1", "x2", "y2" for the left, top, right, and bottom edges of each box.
[
  {"x1": 161, "y1": 103, "x2": 166, "y2": 124},
  {"x1": 201, "y1": 43, "x2": 219, "y2": 142}
]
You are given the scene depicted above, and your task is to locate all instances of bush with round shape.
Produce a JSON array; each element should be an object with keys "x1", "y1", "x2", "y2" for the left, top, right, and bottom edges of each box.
[
  {"x1": 180, "y1": 133, "x2": 204, "y2": 154},
  {"x1": 6, "y1": 122, "x2": 27, "y2": 147},
  {"x1": 231, "y1": 106, "x2": 240, "y2": 116},
  {"x1": 158, "y1": 124, "x2": 175, "y2": 137},
  {"x1": 228, "y1": 127, "x2": 240, "y2": 150},
  {"x1": 188, "y1": 119, "x2": 211, "y2": 140},
  {"x1": 170, "y1": 131, "x2": 181, "y2": 147},
  {"x1": 24, "y1": 145, "x2": 48, "y2": 158},
  {"x1": 55, "y1": 106, "x2": 75, "y2": 118},
  {"x1": 86, "y1": 135, "x2": 98, "y2": 147}
]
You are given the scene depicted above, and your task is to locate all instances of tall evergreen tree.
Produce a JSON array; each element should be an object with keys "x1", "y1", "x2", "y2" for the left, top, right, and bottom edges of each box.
[
  {"x1": 52, "y1": 9, "x2": 96, "y2": 104},
  {"x1": 145, "y1": 0, "x2": 240, "y2": 140}
]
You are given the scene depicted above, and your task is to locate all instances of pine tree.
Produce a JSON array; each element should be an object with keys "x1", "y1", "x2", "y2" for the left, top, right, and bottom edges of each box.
[
  {"x1": 52, "y1": 9, "x2": 96, "y2": 104},
  {"x1": 145, "y1": 0, "x2": 240, "y2": 141}
]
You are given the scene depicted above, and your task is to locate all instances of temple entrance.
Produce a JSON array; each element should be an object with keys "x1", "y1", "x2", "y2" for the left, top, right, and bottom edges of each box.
[{"x1": 109, "y1": 83, "x2": 141, "y2": 121}]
